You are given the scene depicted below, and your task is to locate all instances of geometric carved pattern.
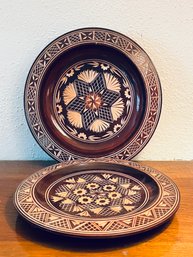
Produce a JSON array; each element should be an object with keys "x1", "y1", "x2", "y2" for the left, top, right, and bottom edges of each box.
[
  {"x1": 150, "y1": 97, "x2": 159, "y2": 110},
  {"x1": 94, "y1": 32, "x2": 106, "y2": 41},
  {"x1": 24, "y1": 28, "x2": 162, "y2": 161},
  {"x1": 53, "y1": 60, "x2": 132, "y2": 143},
  {"x1": 14, "y1": 159, "x2": 180, "y2": 238},
  {"x1": 69, "y1": 34, "x2": 81, "y2": 44},
  {"x1": 47, "y1": 44, "x2": 60, "y2": 57},
  {"x1": 117, "y1": 37, "x2": 129, "y2": 49},
  {"x1": 47, "y1": 171, "x2": 148, "y2": 218}
]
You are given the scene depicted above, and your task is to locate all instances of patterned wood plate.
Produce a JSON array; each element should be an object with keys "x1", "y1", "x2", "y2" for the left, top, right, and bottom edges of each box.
[
  {"x1": 24, "y1": 28, "x2": 162, "y2": 161},
  {"x1": 14, "y1": 159, "x2": 180, "y2": 238}
]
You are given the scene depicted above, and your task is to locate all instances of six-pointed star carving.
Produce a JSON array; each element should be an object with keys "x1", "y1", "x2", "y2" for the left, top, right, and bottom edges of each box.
[{"x1": 67, "y1": 73, "x2": 120, "y2": 130}]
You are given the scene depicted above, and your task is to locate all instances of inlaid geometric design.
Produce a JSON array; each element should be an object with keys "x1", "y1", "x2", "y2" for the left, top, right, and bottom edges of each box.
[{"x1": 14, "y1": 159, "x2": 180, "y2": 238}]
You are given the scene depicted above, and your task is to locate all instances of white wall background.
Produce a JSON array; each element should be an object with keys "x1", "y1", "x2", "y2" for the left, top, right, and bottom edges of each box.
[{"x1": 0, "y1": 0, "x2": 193, "y2": 161}]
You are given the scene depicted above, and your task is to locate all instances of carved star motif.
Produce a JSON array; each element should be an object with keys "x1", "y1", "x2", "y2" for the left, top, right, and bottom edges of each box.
[{"x1": 67, "y1": 73, "x2": 120, "y2": 130}]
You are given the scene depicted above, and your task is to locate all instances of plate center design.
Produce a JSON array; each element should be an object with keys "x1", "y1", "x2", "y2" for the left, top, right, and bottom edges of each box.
[
  {"x1": 54, "y1": 60, "x2": 133, "y2": 143},
  {"x1": 47, "y1": 170, "x2": 148, "y2": 218},
  {"x1": 85, "y1": 92, "x2": 103, "y2": 111}
]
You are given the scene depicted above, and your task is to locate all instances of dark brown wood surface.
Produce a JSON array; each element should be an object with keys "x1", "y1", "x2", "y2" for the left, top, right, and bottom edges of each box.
[{"x1": 0, "y1": 161, "x2": 192, "y2": 257}]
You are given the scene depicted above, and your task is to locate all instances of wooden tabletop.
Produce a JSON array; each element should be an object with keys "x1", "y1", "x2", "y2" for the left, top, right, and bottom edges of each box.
[{"x1": 0, "y1": 161, "x2": 192, "y2": 257}]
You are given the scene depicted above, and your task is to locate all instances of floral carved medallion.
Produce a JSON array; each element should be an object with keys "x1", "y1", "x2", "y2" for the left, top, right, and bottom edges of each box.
[
  {"x1": 54, "y1": 60, "x2": 133, "y2": 143},
  {"x1": 47, "y1": 170, "x2": 148, "y2": 218}
]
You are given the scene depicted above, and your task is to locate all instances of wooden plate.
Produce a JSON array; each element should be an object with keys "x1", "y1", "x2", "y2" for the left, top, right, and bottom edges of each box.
[
  {"x1": 14, "y1": 159, "x2": 180, "y2": 238},
  {"x1": 24, "y1": 28, "x2": 162, "y2": 161}
]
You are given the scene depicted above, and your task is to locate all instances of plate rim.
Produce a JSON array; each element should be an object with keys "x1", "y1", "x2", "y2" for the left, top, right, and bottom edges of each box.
[
  {"x1": 14, "y1": 159, "x2": 180, "y2": 238},
  {"x1": 24, "y1": 27, "x2": 162, "y2": 161}
]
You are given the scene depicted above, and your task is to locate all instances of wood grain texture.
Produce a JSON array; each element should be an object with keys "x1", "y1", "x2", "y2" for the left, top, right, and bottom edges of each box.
[{"x1": 0, "y1": 161, "x2": 192, "y2": 257}]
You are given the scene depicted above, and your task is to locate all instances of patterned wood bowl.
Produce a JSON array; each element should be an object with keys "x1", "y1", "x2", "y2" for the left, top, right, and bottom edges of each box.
[{"x1": 24, "y1": 28, "x2": 161, "y2": 161}]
